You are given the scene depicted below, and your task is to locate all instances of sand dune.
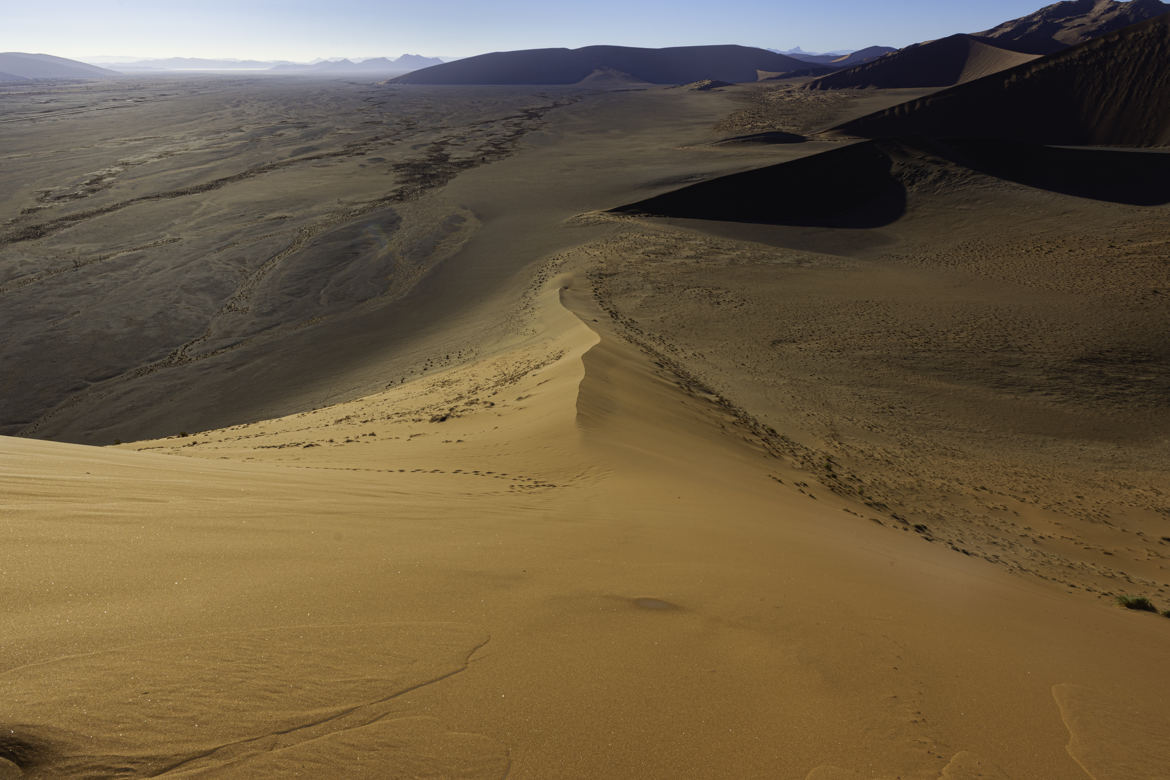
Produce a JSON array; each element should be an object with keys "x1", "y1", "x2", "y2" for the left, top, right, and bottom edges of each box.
[
  {"x1": 0, "y1": 52, "x2": 119, "y2": 82},
  {"x1": 4, "y1": 56, "x2": 1170, "y2": 778},
  {"x1": 838, "y1": 13, "x2": 1170, "y2": 145},
  {"x1": 975, "y1": 0, "x2": 1169, "y2": 53},
  {"x1": 612, "y1": 140, "x2": 908, "y2": 227},
  {"x1": 574, "y1": 67, "x2": 652, "y2": 88},
  {"x1": 616, "y1": 136, "x2": 1170, "y2": 224},
  {"x1": 806, "y1": 34, "x2": 1038, "y2": 90},
  {"x1": 391, "y1": 44, "x2": 810, "y2": 85},
  {"x1": 4, "y1": 251, "x2": 1170, "y2": 776},
  {"x1": 0, "y1": 81, "x2": 589, "y2": 443},
  {"x1": 831, "y1": 45, "x2": 898, "y2": 66},
  {"x1": 783, "y1": 46, "x2": 895, "y2": 67}
]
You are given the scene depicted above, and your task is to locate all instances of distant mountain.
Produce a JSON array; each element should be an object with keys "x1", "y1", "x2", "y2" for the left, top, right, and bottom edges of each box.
[
  {"x1": 0, "y1": 52, "x2": 120, "y2": 82},
  {"x1": 100, "y1": 55, "x2": 440, "y2": 74},
  {"x1": 780, "y1": 46, "x2": 894, "y2": 67},
  {"x1": 781, "y1": 49, "x2": 847, "y2": 65},
  {"x1": 106, "y1": 57, "x2": 288, "y2": 71},
  {"x1": 974, "y1": 0, "x2": 1168, "y2": 54},
  {"x1": 272, "y1": 55, "x2": 443, "y2": 75},
  {"x1": 392, "y1": 54, "x2": 445, "y2": 69},
  {"x1": 838, "y1": 13, "x2": 1170, "y2": 146},
  {"x1": 391, "y1": 45, "x2": 811, "y2": 85},
  {"x1": 806, "y1": 35, "x2": 1037, "y2": 89}
]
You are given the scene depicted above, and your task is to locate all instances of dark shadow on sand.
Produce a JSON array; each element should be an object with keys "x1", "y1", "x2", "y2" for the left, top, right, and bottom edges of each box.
[
  {"x1": 931, "y1": 140, "x2": 1170, "y2": 206},
  {"x1": 713, "y1": 130, "x2": 807, "y2": 145},
  {"x1": 611, "y1": 141, "x2": 907, "y2": 228}
]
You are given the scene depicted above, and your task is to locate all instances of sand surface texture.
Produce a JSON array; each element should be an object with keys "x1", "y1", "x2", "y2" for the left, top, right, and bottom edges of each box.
[{"x1": 3, "y1": 73, "x2": 1170, "y2": 778}]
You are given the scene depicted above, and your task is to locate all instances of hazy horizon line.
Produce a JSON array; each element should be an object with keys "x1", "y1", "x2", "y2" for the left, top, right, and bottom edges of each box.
[{"x1": 71, "y1": 42, "x2": 879, "y2": 67}]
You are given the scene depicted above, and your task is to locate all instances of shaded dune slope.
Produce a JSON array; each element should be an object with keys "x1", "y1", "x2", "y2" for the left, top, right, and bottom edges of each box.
[
  {"x1": 975, "y1": 0, "x2": 1169, "y2": 53},
  {"x1": 611, "y1": 137, "x2": 1170, "y2": 229},
  {"x1": 783, "y1": 46, "x2": 895, "y2": 68},
  {"x1": 838, "y1": 14, "x2": 1170, "y2": 146},
  {"x1": 611, "y1": 141, "x2": 907, "y2": 228},
  {"x1": 934, "y1": 140, "x2": 1170, "y2": 204},
  {"x1": 831, "y1": 45, "x2": 899, "y2": 66},
  {"x1": 392, "y1": 45, "x2": 809, "y2": 85},
  {"x1": 806, "y1": 35, "x2": 1038, "y2": 90}
]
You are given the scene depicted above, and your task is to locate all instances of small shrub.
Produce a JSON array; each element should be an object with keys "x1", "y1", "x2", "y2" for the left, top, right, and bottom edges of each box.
[{"x1": 1116, "y1": 595, "x2": 1158, "y2": 613}]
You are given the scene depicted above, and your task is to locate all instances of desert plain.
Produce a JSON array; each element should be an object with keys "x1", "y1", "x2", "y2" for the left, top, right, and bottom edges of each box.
[{"x1": 2, "y1": 62, "x2": 1170, "y2": 780}]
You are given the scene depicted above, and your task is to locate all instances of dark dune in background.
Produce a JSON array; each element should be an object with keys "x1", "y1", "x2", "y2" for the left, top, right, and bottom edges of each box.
[
  {"x1": 0, "y1": 53, "x2": 120, "y2": 82},
  {"x1": 806, "y1": 35, "x2": 1037, "y2": 89},
  {"x1": 838, "y1": 13, "x2": 1170, "y2": 146},
  {"x1": 614, "y1": 131, "x2": 1170, "y2": 229},
  {"x1": 930, "y1": 140, "x2": 1170, "y2": 204},
  {"x1": 830, "y1": 45, "x2": 899, "y2": 66},
  {"x1": 391, "y1": 44, "x2": 810, "y2": 85},
  {"x1": 611, "y1": 133, "x2": 1170, "y2": 227},
  {"x1": 784, "y1": 46, "x2": 896, "y2": 66},
  {"x1": 611, "y1": 140, "x2": 908, "y2": 228},
  {"x1": 783, "y1": 49, "x2": 848, "y2": 65},
  {"x1": 975, "y1": 0, "x2": 1168, "y2": 53},
  {"x1": 806, "y1": 0, "x2": 1168, "y2": 92}
]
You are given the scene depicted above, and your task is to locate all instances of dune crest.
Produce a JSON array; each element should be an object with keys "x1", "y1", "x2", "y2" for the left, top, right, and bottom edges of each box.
[
  {"x1": 4, "y1": 257, "x2": 1170, "y2": 776},
  {"x1": 806, "y1": 35, "x2": 1038, "y2": 90},
  {"x1": 975, "y1": 0, "x2": 1169, "y2": 53},
  {"x1": 838, "y1": 13, "x2": 1170, "y2": 145},
  {"x1": 392, "y1": 44, "x2": 810, "y2": 85}
]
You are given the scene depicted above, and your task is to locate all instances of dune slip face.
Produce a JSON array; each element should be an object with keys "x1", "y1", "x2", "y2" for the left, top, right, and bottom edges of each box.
[{"x1": 838, "y1": 13, "x2": 1170, "y2": 146}]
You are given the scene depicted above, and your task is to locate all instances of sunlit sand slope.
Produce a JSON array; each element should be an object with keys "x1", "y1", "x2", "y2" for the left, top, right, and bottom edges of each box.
[{"x1": 4, "y1": 266, "x2": 1170, "y2": 778}]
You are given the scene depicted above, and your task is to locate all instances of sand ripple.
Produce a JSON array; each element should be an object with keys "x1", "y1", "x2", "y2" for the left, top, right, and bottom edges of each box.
[{"x1": 0, "y1": 622, "x2": 501, "y2": 778}]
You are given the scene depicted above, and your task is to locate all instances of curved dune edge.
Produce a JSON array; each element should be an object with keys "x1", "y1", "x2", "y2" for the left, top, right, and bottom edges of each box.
[
  {"x1": 805, "y1": 35, "x2": 1037, "y2": 90},
  {"x1": 1053, "y1": 683, "x2": 1170, "y2": 780},
  {"x1": 4, "y1": 256, "x2": 1170, "y2": 778}
]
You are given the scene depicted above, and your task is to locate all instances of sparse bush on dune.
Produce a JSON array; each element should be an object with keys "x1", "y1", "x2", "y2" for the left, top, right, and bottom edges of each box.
[{"x1": 1116, "y1": 595, "x2": 1158, "y2": 613}]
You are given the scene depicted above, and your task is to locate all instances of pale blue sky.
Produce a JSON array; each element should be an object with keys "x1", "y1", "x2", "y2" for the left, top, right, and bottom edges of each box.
[{"x1": 5, "y1": 0, "x2": 1080, "y2": 61}]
